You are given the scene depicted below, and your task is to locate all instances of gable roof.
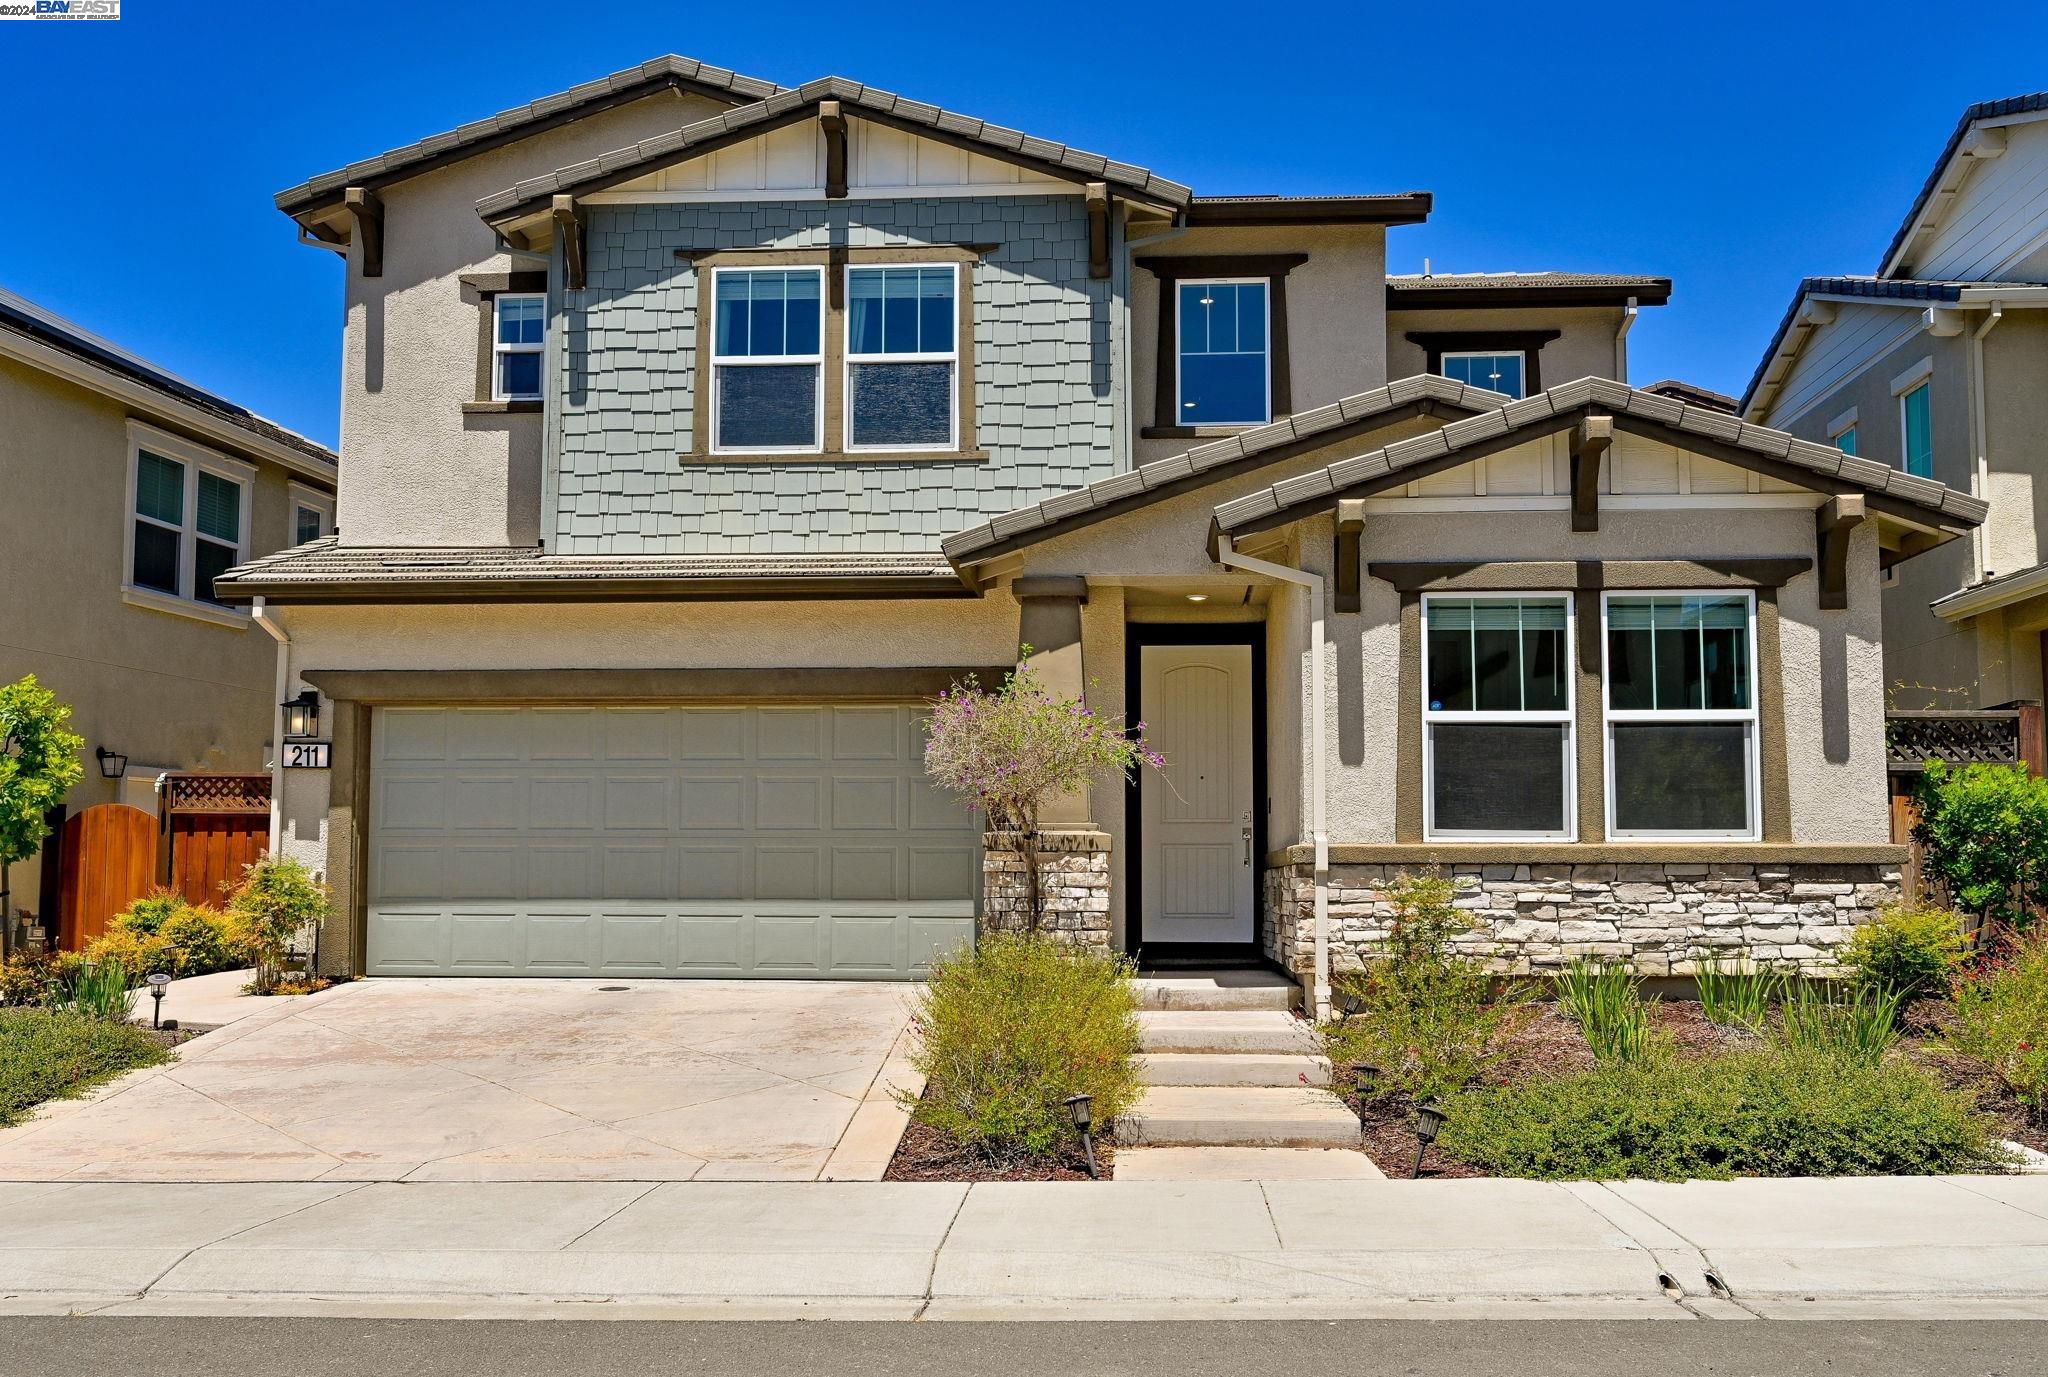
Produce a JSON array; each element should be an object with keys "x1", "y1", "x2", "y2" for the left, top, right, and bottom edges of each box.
[
  {"x1": 942, "y1": 374, "x2": 1508, "y2": 568},
  {"x1": 1213, "y1": 376, "x2": 1987, "y2": 545},
  {"x1": 0, "y1": 283, "x2": 336, "y2": 476},
  {"x1": 1880, "y1": 91, "x2": 2048, "y2": 277},
  {"x1": 1387, "y1": 271, "x2": 1671, "y2": 309},
  {"x1": 276, "y1": 55, "x2": 783, "y2": 220},
  {"x1": 478, "y1": 75, "x2": 1192, "y2": 228}
]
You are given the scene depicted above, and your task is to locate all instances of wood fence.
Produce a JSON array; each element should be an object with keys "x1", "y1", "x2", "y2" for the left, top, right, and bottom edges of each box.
[{"x1": 1886, "y1": 704, "x2": 2044, "y2": 904}]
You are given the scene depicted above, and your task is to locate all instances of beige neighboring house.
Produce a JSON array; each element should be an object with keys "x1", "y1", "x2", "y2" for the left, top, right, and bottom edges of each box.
[
  {"x1": 0, "y1": 285, "x2": 338, "y2": 940},
  {"x1": 1743, "y1": 92, "x2": 2048, "y2": 709},
  {"x1": 220, "y1": 56, "x2": 1984, "y2": 1013}
]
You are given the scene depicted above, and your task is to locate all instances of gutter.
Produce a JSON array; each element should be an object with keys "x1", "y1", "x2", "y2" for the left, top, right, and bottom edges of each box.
[
  {"x1": 251, "y1": 597, "x2": 290, "y2": 846},
  {"x1": 1212, "y1": 537, "x2": 1331, "y2": 1020}
]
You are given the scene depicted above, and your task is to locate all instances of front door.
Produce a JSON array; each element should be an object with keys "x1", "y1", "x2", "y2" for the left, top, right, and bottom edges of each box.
[{"x1": 1139, "y1": 642, "x2": 1256, "y2": 947}]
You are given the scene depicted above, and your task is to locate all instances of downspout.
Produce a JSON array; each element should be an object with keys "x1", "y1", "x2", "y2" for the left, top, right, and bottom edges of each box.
[
  {"x1": 251, "y1": 597, "x2": 290, "y2": 847},
  {"x1": 1971, "y1": 302, "x2": 2005, "y2": 584},
  {"x1": 1214, "y1": 538, "x2": 1331, "y2": 1020},
  {"x1": 1612, "y1": 297, "x2": 1638, "y2": 383}
]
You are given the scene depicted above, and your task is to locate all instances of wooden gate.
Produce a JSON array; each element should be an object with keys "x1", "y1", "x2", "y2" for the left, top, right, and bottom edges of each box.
[
  {"x1": 56, "y1": 803, "x2": 158, "y2": 951},
  {"x1": 165, "y1": 773, "x2": 271, "y2": 908}
]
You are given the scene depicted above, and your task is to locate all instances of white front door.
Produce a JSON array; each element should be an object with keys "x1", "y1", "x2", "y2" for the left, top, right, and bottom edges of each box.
[{"x1": 1140, "y1": 643, "x2": 1256, "y2": 946}]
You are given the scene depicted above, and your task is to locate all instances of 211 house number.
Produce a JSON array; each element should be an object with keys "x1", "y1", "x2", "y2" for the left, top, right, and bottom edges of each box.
[{"x1": 282, "y1": 742, "x2": 332, "y2": 769}]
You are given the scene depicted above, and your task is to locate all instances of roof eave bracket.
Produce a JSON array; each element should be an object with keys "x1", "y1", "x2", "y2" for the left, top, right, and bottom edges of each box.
[
  {"x1": 553, "y1": 196, "x2": 587, "y2": 291},
  {"x1": 343, "y1": 186, "x2": 384, "y2": 278}
]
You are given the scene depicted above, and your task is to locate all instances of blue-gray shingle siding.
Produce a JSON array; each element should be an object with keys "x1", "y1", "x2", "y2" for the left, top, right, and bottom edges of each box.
[{"x1": 553, "y1": 196, "x2": 1117, "y2": 554}]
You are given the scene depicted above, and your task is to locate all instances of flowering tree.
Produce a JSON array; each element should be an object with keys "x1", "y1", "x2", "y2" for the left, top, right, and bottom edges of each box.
[{"x1": 924, "y1": 655, "x2": 1163, "y2": 933}]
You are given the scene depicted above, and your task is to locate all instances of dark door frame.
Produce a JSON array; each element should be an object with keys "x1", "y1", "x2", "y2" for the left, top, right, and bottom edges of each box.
[{"x1": 1124, "y1": 621, "x2": 1268, "y2": 966}]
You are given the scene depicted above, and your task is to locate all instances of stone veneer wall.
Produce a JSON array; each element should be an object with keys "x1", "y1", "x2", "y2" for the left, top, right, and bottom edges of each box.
[
  {"x1": 1264, "y1": 861, "x2": 1903, "y2": 978},
  {"x1": 982, "y1": 830, "x2": 1111, "y2": 948}
]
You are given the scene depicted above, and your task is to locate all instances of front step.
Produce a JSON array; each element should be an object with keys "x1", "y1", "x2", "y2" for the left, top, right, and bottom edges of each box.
[
  {"x1": 1135, "y1": 971, "x2": 1299, "y2": 1012},
  {"x1": 1138, "y1": 1052, "x2": 1331, "y2": 1087},
  {"x1": 1138, "y1": 1009, "x2": 1318, "y2": 1056},
  {"x1": 1117, "y1": 1086, "x2": 1362, "y2": 1149}
]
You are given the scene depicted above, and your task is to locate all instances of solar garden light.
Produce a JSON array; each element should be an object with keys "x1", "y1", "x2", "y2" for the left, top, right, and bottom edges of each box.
[
  {"x1": 1352, "y1": 1065, "x2": 1382, "y2": 1102},
  {"x1": 1410, "y1": 1098, "x2": 1449, "y2": 1179},
  {"x1": 146, "y1": 973, "x2": 171, "y2": 1029},
  {"x1": 1064, "y1": 1093, "x2": 1100, "y2": 1179},
  {"x1": 1336, "y1": 989, "x2": 1364, "y2": 1019}
]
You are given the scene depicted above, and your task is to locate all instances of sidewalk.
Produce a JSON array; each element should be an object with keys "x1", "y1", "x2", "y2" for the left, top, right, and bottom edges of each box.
[{"x1": 3, "y1": 1175, "x2": 2045, "y2": 1321}]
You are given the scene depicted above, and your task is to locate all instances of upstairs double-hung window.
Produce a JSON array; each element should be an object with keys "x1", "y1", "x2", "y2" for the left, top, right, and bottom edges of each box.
[
  {"x1": 846, "y1": 265, "x2": 957, "y2": 451},
  {"x1": 1422, "y1": 595, "x2": 1575, "y2": 839},
  {"x1": 492, "y1": 294, "x2": 545, "y2": 401},
  {"x1": 127, "y1": 428, "x2": 250, "y2": 611},
  {"x1": 712, "y1": 268, "x2": 823, "y2": 452}
]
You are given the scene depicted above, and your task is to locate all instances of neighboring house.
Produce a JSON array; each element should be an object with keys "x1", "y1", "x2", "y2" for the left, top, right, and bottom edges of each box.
[
  {"x1": 0, "y1": 286, "x2": 338, "y2": 942},
  {"x1": 1743, "y1": 92, "x2": 2048, "y2": 710},
  {"x1": 222, "y1": 56, "x2": 1983, "y2": 1013},
  {"x1": 1642, "y1": 379, "x2": 1738, "y2": 413}
]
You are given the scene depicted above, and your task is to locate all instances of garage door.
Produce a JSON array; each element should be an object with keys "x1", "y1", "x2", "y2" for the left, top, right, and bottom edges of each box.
[{"x1": 365, "y1": 704, "x2": 978, "y2": 978}]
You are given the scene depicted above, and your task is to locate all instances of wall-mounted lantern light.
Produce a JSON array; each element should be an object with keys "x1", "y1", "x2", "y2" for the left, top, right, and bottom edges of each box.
[
  {"x1": 95, "y1": 746, "x2": 128, "y2": 780},
  {"x1": 281, "y1": 690, "x2": 320, "y2": 741}
]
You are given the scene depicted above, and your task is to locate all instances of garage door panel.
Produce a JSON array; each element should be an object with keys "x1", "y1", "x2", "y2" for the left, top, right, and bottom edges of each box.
[{"x1": 367, "y1": 705, "x2": 977, "y2": 979}]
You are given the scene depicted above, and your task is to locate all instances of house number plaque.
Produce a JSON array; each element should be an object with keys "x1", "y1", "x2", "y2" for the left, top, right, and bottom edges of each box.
[{"x1": 283, "y1": 742, "x2": 332, "y2": 769}]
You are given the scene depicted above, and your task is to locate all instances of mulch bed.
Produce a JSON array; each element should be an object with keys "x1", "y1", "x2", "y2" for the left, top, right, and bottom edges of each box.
[{"x1": 885, "y1": 1117, "x2": 1113, "y2": 1182}]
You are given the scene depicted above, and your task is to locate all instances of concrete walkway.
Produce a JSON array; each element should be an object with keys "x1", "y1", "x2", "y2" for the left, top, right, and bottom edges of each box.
[{"x1": 1, "y1": 1175, "x2": 2044, "y2": 1321}]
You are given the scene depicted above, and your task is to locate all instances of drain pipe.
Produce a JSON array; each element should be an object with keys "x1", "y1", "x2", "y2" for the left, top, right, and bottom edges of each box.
[
  {"x1": 1971, "y1": 302, "x2": 2005, "y2": 584},
  {"x1": 251, "y1": 597, "x2": 290, "y2": 846},
  {"x1": 1613, "y1": 296, "x2": 1638, "y2": 382},
  {"x1": 1214, "y1": 538, "x2": 1331, "y2": 1021}
]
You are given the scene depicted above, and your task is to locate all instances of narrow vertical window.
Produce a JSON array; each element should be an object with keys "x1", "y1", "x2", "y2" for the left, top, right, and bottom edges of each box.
[
  {"x1": 1900, "y1": 382, "x2": 1933, "y2": 478},
  {"x1": 492, "y1": 293, "x2": 545, "y2": 402},
  {"x1": 711, "y1": 268, "x2": 823, "y2": 452},
  {"x1": 1176, "y1": 279, "x2": 1269, "y2": 425},
  {"x1": 1440, "y1": 351, "x2": 1526, "y2": 399},
  {"x1": 1834, "y1": 425, "x2": 1858, "y2": 457},
  {"x1": 1603, "y1": 593, "x2": 1759, "y2": 839},
  {"x1": 845, "y1": 264, "x2": 956, "y2": 450},
  {"x1": 1421, "y1": 595, "x2": 1574, "y2": 839}
]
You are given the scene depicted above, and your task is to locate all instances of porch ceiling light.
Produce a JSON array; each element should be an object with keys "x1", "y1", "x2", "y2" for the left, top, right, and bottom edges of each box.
[
  {"x1": 95, "y1": 746, "x2": 128, "y2": 780},
  {"x1": 1186, "y1": 593, "x2": 1209, "y2": 602},
  {"x1": 281, "y1": 690, "x2": 320, "y2": 741}
]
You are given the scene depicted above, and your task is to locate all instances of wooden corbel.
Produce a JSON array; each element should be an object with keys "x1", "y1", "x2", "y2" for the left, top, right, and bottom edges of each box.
[
  {"x1": 819, "y1": 100, "x2": 849, "y2": 200},
  {"x1": 1816, "y1": 493, "x2": 1867, "y2": 610},
  {"x1": 343, "y1": 186, "x2": 383, "y2": 279},
  {"x1": 1085, "y1": 182, "x2": 1111, "y2": 281},
  {"x1": 552, "y1": 195, "x2": 586, "y2": 291},
  {"x1": 1570, "y1": 414, "x2": 1613, "y2": 532},
  {"x1": 1334, "y1": 499, "x2": 1366, "y2": 613}
]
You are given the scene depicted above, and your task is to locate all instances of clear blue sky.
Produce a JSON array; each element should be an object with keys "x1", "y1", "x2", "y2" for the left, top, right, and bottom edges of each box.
[{"x1": 4, "y1": 2, "x2": 2044, "y2": 449}]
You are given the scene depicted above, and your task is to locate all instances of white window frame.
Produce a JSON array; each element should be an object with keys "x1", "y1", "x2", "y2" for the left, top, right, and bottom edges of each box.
[
  {"x1": 288, "y1": 481, "x2": 336, "y2": 546},
  {"x1": 1174, "y1": 277, "x2": 1271, "y2": 427},
  {"x1": 709, "y1": 265, "x2": 825, "y2": 455},
  {"x1": 122, "y1": 421, "x2": 253, "y2": 629},
  {"x1": 490, "y1": 293, "x2": 546, "y2": 402},
  {"x1": 1439, "y1": 349, "x2": 1528, "y2": 399},
  {"x1": 1599, "y1": 589, "x2": 1761, "y2": 842},
  {"x1": 1419, "y1": 591, "x2": 1577, "y2": 842},
  {"x1": 841, "y1": 261, "x2": 959, "y2": 454}
]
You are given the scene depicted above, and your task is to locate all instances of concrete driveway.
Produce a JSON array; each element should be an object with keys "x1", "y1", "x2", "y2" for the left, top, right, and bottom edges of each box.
[{"x1": 0, "y1": 980, "x2": 918, "y2": 1183}]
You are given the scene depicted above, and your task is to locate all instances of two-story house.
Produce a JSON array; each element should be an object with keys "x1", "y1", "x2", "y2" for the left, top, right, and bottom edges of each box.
[
  {"x1": 224, "y1": 57, "x2": 1984, "y2": 1016},
  {"x1": 0, "y1": 286, "x2": 338, "y2": 947},
  {"x1": 1743, "y1": 92, "x2": 2048, "y2": 711}
]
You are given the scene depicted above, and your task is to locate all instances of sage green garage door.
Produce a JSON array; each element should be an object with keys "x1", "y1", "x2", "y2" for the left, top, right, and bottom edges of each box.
[{"x1": 365, "y1": 704, "x2": 978, "y2": 978}]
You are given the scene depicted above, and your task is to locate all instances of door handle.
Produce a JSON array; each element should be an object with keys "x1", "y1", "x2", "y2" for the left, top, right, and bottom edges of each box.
[{"x1": 1242, "y1": 827, "x2": 1253, "y2": 866}]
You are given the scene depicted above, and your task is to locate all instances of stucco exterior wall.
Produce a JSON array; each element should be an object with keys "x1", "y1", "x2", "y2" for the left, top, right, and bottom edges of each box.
[
  {"x1": 336, "y1": 91, "x2": 731, "y2": 550},
  {"x1": 559, "y1": 194, "x2": 1113, "y2": 553},
  {"x1": 1385, "y1": 305, "x2": 1631, "y2": 389}
]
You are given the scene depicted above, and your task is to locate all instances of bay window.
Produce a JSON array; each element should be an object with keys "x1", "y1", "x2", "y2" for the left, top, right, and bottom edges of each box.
[
  {"x1": 846, "y1": 264, "x2": 956, "y2": 451},
  {"x1": 1603, "y1": 593, "x2": 1759, "y2": 839},
  {"x1": 1421, "y1": 594, "x2": 1574, "y2": 839},
  {"x1": 711, "y1": 267, "x2": 823, "y2": 453}
]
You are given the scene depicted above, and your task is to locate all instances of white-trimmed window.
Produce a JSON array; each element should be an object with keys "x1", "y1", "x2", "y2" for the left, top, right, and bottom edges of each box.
[
  {"x1": 1827, "y1": 406, "x2": 1858, "y2": 457},
  {"x1": 1176, "y1": 278, "x2": 1269, "y2": 425},
  {"x1": 711, "y1": 266, "x2": 823, "y2": 453},
  {"x1": 1602, "y1": 592, "x2": 1759, "y2": 840},
  {"x1": 1440, "y1": 351, "x2": 1526, "y2": 400},
  {"x1": 844, "y1": 264, "x2": 957, "y2": 451},
  {"x1": 125, "y1": 423, "x2": 252, "y2": 613},
  {"x1": 1899, "y1": 383, "x2": 1933, "y2": 478},
  {"x1": 288, "y1": 482, "x2": 335, "y2": 546},
  {"x1": 492, "y1": 293, "x2": 545, "y2": 401},
  {"x1": 1421, "y1": 594, "x2": 1575, "y2": 840}
]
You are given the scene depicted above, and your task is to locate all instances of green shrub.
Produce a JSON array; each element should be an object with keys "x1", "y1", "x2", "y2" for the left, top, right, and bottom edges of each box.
[
  {"x1": 1945, "y1": 932, "x2": 2048, "y2": 1121},
  {"x1": 1323, "y1": 874, "x2": 1535, "y2": 1100},
  {"x1": 1844, "y1": 906, "x2": 1968, "y2": 1000},
  {"x1": 1558, "y1": 958, "x2": 1656, "y2": 1064},
  {"x1": 1693, "y1": 957, "x2": 1781, "y2": 1030},
  {"x1": 1437, "y1": 1047, "x2": 2004, "y2": 1181},
  {"x1": 112, "y1": 889, "x2": 185, "y2": 937},
  {"x1": 227, "y1": 855, "x2": 330, "y2": 993},
  {"x1": 93, "y1": 892, "x2": 239, "y2": 979},
  {"x1": 0, "y1": 1007, "x2": 170, "y2": 1127},
  {"x1": 903, "y1": 934, "x2": 1142, "y2": 1159},
  {"x1": 62, "y1": 959, "x2": 136, "y2": 1022},
  {"x1": 1913, "y1": 761, "x2": 2048, "y2": 933},
  {"x1": 1777, "y1": 982, "x2": 1902, "y2": 1062}
]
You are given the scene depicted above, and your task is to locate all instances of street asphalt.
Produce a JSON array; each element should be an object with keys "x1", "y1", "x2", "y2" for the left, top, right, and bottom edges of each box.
[{"x1": 0, "y1": 1317, "x2": 2043, "y2": 1376}]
